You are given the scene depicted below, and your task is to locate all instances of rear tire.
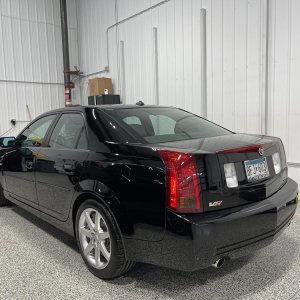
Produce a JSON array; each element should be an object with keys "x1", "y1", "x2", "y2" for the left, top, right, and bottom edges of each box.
[
  {"x1": 0, "y1": 185, "x2": 10, "y2": 207},
  {"x1": 75, "y1": 199, "x2": 135, "y2": 280}
]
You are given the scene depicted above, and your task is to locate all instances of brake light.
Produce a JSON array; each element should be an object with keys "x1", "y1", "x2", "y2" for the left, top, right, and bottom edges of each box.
[
  {"x1": 159, "y1": 150, "x2": 202, "y2": 213},
  {"x1": 216, "y1": 142, "x2": 274, "y2": 154}
]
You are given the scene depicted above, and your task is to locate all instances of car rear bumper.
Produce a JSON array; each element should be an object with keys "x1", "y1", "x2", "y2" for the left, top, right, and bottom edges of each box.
[{"x1": 124, "y1": 178, "x2": 298, "y2": 271}]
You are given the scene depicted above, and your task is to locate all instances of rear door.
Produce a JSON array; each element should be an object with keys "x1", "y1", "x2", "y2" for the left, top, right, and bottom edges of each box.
[
  {"x1": 2, "y1": 115, "x2": 57, "y2": 208},
  {"x1": 36, "y1": 112, "x2": 89, "y2": 221}
]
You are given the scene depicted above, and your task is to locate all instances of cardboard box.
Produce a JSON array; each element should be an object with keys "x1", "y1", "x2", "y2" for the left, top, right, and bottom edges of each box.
[{"x1": 89, "y1": 77, "x2": 113, "y2": 96}]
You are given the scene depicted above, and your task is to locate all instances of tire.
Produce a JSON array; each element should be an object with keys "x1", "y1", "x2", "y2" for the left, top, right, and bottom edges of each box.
[
  {"x1": 0, "y1": 185, "x2": 10, "y2": 207},
  {"x1": 75, "y1": 199, "x2": 135, "y2": 280}
]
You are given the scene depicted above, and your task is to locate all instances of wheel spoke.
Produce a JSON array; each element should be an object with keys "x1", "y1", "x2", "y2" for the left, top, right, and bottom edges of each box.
[
  {"x1": 84, "y1": 240, "x2": 95, "y2": 256},
  {"x1": 99, "y1": 241, "x2": 110, "y2": 261},
  {"x1": 79, "y1": 207, "x2": 111, "y2": 269},
  {"x1": 84, "y1": 211, "x2": 95, "y2": 230},
  {"x1": 95, "y1": 212, "x2": 101, "y2": 232},
  {"x1": 79, "y1": 227, "x2": 93, "y2": 238},
  {"x1": 95, "y1": 245, "x2": 101, "y2": 268},
  {"x1": 99, "y1": 231, "x2": 109, "y2": 240}
]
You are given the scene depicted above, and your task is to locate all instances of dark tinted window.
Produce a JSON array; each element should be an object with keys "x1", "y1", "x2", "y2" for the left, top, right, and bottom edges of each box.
[
  {"x1": 77, "y1": 129, "x2": 88, "y2": 149},
  {"x1": 49, "y1": 113, "x2": 88, "y2": 150},
  {"x1": 105, "y1": 107, "x2": 232, "y2": 144},
  {"x1": 19, "y1": 115, "x2": 56, "y2": 147},
  {"x1": 149, "y1": 115, "x2": 176, "y2": 135},
  {"x1": 94, "y1": 109, "x2": 138, "y2": 143}
]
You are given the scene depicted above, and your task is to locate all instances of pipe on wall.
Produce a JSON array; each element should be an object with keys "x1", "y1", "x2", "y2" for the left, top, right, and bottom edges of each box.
[
  {"x1": 60, "y1": 0, "x2": 71, "y2": 105},
  {"x1": 264, "y1": 0, "x2": 271, "y2": 134},
  {"x1": 153, "y1": 27, "x2": 159, "y2": 105},
  {"x1": 0, "y1": 79, "x2": 64, "y2": 86},
  {"x1": 200, "y1": 8, "x2": 207, "y2": 119},
  {"x1": 120, "y1": 40, "x2": 126, "y2": 104},
  {"x1": 288, "y1": 163, "x2": 300, "y2": 168},
  {"x1": 80, "y1": 0, "x2": 171, "y2": 81},
  {"x1": 80, "y1": 0, "x2": 171, "y2": 91},
  {"x1": 102, "y1": 0, "x2": 171, "y2": 75}
]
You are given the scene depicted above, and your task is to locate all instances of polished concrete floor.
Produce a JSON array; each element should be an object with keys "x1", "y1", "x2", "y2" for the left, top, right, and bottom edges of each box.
[{"x1": 0, "y1": 204, "x2": 299, "y2": 300}]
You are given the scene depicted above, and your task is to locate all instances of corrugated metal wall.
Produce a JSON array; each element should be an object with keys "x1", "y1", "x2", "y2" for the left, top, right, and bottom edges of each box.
[
  {"x1": 77, "y1": 0, "x2": 269, "y2": 134},
  {"x1": 76, "y1": 0, "x2": 300, "y2": 182},
  {"x1": 1, "y1": 0, "x2": 299, "y2": 182},
  {"x1": 0, "y1": 0, "x2": 78, "y2": 136},
  {"x1": 77, "y1": 0, "x2": 266, "y2": 133},
  {"x1": 267, "y1": 0, "x2": 300, "y2": 181}
]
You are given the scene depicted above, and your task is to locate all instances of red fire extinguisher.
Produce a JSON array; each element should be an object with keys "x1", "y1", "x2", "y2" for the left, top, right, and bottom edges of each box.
[{"x1": 64, "y1": 87, "x2": 72, "y2": 106}]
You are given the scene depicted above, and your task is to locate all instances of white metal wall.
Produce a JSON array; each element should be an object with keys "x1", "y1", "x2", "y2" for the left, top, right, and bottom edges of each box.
[
  {"x1": 76, "y1": 0, "x2": 300, "y2": 183},
  {"x1": 76, "y1": 0, "x2": 267, "y2": 135},
  {"x1": 0, "y1": 0, "x2": 78, "y2": 136},
  {"x1": 1, "y1": 0, "x2": 299, "y2": 182},
  {"x1": 267, "y1": 0, "x2": 300, "y2": 178}
]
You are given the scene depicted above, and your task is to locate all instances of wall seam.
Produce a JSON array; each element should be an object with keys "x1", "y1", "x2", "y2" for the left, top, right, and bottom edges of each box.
[
  {"x1": 286, "y1": 0, "x2": 292, "y2": 161},
  {"x1": 245, "y1": 0, "x2": 248, "y2": 132}
]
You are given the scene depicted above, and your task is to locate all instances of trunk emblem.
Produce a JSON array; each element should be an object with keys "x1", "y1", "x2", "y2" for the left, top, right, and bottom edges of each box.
[
  {"x1": 209, "y1": 200, "x2": 223, "y2": 207},
  {"x1": 258, "y1": 147, "x2": 264, "y2": 156}
]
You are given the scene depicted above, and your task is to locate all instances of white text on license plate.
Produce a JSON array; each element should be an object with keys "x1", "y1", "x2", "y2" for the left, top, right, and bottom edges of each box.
[{"x1": 244, "y1": 157, "x2": 269, "y2": 182}]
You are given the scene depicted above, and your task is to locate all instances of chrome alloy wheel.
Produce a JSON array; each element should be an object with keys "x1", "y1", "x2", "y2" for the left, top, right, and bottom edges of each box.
[{"x1": 78, "y1": 208, "x2": 111, "y2": 269}]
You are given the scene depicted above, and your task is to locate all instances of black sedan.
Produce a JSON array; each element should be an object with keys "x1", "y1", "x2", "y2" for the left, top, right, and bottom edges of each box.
[{"x1": 0, "y1": 104, "x2": 298, "y2": 279}]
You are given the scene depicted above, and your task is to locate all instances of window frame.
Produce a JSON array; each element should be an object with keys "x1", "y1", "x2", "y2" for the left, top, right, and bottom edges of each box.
[
  {"x1": 16, "y1": 113, "x2": 59, "y2": 148},
  {"x1": 44, "y1": 111, "x2": 89, "y2": 151}
]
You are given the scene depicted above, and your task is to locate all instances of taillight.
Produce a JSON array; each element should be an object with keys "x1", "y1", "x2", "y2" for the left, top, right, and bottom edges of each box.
[{"x1": 159, "y1": 150, "x2": 202, "y2": 213}]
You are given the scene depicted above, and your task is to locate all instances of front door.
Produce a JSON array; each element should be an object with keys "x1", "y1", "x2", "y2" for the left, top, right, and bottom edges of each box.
[{"x1": 2, "y1": 114, "x2": 57, "y2": 208}]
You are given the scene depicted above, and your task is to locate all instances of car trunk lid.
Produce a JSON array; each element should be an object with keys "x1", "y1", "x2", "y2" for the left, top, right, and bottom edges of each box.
[
  {"x1": 213, "y1": 136, "x2": 287, "y2": 211},
  {"x1": 152, "y1": 133, "x2": 287, "y2": 212}
]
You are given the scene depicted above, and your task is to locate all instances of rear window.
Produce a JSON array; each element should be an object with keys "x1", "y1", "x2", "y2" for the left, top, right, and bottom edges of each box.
[{"x1": 104, "y1": 107, "x2": 232, "y2": 144}]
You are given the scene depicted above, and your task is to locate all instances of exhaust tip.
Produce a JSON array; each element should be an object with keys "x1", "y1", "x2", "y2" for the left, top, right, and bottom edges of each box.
[{"x1": 212, "y1": 258, "x2": 226, "y2": 269}]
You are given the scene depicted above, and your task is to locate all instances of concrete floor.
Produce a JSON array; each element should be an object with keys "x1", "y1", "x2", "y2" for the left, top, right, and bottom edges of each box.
[{"x1": 0, "y1": 205, "x2": 299, "y2": 300}]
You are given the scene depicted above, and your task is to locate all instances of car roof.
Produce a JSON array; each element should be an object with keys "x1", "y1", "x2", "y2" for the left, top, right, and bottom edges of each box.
[{"x1": 44, "y1": 104, "x2": 173, "y2": 114}]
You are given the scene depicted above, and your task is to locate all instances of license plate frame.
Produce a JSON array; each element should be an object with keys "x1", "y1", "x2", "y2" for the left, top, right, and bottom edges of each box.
[{"x1": 244, "y1": 157, "x2": 270, "y2": 182}]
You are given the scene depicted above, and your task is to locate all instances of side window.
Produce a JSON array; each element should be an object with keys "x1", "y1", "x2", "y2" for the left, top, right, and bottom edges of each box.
[
  {"x1": 77, "y1": 129, "x2": 88, "y2": 150},
  {"x1": 149, "y1": 115, "x2": 176, "y2": 135},
  {"x1": 123, "y1": 116, "x2": 141, "y2": 125},
  {"x1": 48, "y1": 113, "x2": 88, "y2": 150},
  {"x1": 19, "y1": 115, "x2": 56, "y2": 147}
]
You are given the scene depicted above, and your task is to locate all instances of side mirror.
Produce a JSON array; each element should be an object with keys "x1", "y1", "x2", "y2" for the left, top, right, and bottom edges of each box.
[
  {"x1": 0, "y1": 137, "x2": 16, "y2": 148},
  {"x1": 6, "y1": 138, "x2": 17, "y2": 148}
]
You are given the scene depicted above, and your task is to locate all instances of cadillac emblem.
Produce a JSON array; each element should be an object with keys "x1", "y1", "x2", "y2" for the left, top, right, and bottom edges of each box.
[{"x1": 258, "y1": 147, "x2": 264, "y2": 156}]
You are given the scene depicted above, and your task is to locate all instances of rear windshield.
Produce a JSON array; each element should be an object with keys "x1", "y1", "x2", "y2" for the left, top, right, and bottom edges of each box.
[{"x1": 104, "y1": 107, "x2": 232, "y2": 144}]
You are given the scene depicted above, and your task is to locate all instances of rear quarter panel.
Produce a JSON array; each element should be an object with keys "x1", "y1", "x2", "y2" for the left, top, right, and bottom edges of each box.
[{"x1": 72, "y1": 143, "x2": 166, "y2": 242}]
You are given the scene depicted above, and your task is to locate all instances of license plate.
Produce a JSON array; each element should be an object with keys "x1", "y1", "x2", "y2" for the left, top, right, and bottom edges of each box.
[{"x1": 244, "y1": 157, "x2": 269, "y2": 182}]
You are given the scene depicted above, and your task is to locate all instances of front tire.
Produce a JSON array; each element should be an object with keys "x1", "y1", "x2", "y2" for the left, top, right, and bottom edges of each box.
[
  {"x1": 0, "y1": 185, "x2": 10, "y2": 207},
  {"x1": 75, "y1": 199, "x2": 135, "y2": 279}
]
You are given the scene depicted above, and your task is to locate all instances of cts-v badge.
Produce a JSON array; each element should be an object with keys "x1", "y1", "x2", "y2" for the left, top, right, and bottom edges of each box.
[{"x1": 209, "y1": 200, "x2": 223, "y2": 207}]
